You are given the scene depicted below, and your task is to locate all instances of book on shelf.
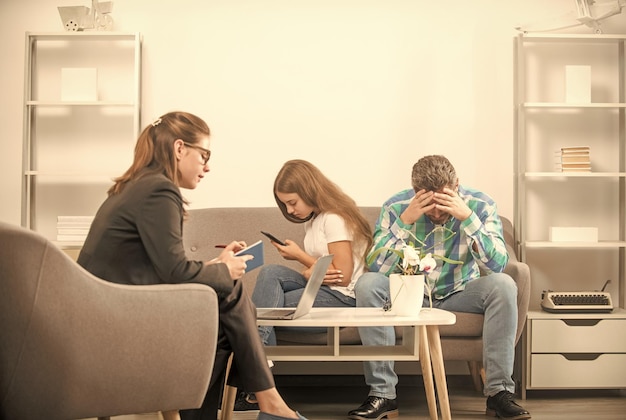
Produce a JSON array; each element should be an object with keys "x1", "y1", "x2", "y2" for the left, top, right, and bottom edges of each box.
[
  {"x1": 57, "y1": 215, "x2": 94, "y2": 224},
  {"x1": 555, "y1": 146, "x2": 591, "y2": 172},
  {"x1": 560, "y1": 146, "x2": 590, "y2": 152},
  {"x1": 57, "y1": 228, "x2": 90, "y2": 235},
  {"x1": 56, "y1": 215, "x2": 93, "y2": 242},
  {"x1": 56, "y1": 234, "x2": 89, "y2": 242},
  {"x1": 557, "y1": 163, "x2": 591, "y2": 172},
  {"x1": 57, "y1": 216, "x2": 94, "y2": 224},
  {"x1": 559, "y1": 154, "x2": 591, "y2": 163},
  {"x1": 560, "y1": 151, "x2": 590, "y2": 156},
  {"x1": 557, "y1": 165, "x2": 592, "y2": 172}
]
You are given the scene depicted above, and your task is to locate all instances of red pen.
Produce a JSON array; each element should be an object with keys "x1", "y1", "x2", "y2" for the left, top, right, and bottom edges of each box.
[{"x1": 215, "y1": 244, "x2": 227, "y2": 248}]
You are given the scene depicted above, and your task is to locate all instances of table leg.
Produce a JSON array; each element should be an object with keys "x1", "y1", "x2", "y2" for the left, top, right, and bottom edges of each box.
[
  {"x1": 219, "y1": 355, "x2": 236, "y2": 420},
  {"x1": 419, "y1": 326, "x2": 438, "y2": 420},
  {"x1": 427, "y1": 325, "x2": 451, "y2": 420}
]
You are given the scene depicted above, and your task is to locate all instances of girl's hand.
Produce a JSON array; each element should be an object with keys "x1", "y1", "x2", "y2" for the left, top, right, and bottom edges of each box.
[
  {"x1": 322, "y1": 269, "x2": 343, "y2": 285},
  {"x1": 274, "y1": 239, "x2": 303, "y2": 261},
  {"x1": 302, "y1": 266, "x2": 343, "y2": 285}
]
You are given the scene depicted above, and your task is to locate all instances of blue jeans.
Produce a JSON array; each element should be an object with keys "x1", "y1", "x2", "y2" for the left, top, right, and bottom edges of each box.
[
  {"x1": 251, "y1": 264, "x2": 356, "y2": 345},
  {"x1": 354, "y1": 271, "x2": 518, "y2": 398}
]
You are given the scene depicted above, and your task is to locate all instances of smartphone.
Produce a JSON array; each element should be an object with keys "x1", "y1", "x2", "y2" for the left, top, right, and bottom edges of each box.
[{"x1": 261, "y1": 231, "x2": 286, "y2": 246}]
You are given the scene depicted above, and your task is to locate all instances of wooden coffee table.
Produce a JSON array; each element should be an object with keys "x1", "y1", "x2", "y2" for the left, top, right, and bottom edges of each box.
[{"x1": 220, "y1": 307, "x2": 455, "y2": 420}]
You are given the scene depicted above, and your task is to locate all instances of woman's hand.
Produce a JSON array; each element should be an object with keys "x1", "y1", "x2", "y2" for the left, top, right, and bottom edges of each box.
[
  {"x1": 221, "y1": 240, "x2": 247, "y2": 254},
  {"x1": 221, "y1": 252, "x2": 253, "y2": 280},
  {"x1": 209, "y1": 240, "x2": 252, "y2": 280}
]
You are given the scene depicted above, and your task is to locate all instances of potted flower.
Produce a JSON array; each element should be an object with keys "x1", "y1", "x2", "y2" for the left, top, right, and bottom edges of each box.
[{"x1": 367, "y1": 227, "x2": 462, "y2": 315}]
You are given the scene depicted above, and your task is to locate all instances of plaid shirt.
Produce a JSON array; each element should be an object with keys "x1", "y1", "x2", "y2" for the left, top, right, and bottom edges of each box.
[{"x1": 367, "y1": 186, "x2": 509, "y2": 299}]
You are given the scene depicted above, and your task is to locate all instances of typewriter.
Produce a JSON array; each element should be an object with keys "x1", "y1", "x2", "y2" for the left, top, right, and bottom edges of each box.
[{"x1": 541, "y1": 290, "x2": 613, "y2": 313}]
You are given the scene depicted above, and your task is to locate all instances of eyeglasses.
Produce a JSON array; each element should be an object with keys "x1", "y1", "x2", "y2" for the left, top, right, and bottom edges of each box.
[{"x1": 183, "y1": 142, "x2": 211, "y2": 165}]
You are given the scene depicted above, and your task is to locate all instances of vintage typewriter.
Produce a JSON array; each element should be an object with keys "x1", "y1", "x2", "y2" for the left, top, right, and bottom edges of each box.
[{"x1": 541, "y1": 290, "x2": 613, "y2": 313}]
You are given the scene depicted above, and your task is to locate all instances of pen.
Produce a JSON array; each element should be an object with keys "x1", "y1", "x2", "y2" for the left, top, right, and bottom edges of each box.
[{"x1": 215, "y1": 244, "x2": 227, "y2": 248}]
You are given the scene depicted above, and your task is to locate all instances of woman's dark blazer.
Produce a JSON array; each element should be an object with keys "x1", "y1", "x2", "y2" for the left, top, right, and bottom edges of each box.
[{"x1": 78, "y1": 171, "x2": 232, "y2": 295}]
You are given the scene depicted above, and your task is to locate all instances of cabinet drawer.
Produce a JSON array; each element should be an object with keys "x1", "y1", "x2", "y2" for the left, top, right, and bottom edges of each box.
[
  {"x1": 531, "y1": 319, "x2": 626, "y2": 353},
  {"x1": 530, "y1": 353, "x2": 626, "y2": 388}
]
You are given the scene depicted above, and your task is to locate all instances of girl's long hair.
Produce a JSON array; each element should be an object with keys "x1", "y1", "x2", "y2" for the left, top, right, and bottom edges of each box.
[{"x1": 274, "y1": 159, "x2": 373, "y2": 263}]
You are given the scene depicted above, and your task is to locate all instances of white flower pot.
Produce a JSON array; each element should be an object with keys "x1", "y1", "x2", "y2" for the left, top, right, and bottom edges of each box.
[{"x1": 388, "y1": 273, "x2": 425, "y2": 316}]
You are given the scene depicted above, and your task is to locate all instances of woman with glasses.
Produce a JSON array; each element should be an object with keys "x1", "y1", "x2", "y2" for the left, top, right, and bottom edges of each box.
[{"x1": 77, "y1": 111, "x2": 306, "y2": 420}]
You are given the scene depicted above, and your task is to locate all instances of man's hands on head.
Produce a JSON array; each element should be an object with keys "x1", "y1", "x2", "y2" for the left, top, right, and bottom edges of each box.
[
  {"x1": 400, "y1": 189, "x2": 436, "y2": 225},
  {"x1": 433, "y1": 187, "x2": 472, "y2": 221},
  {"x1": 400, "y1": 187, "x2": 472, "y2": 225}
]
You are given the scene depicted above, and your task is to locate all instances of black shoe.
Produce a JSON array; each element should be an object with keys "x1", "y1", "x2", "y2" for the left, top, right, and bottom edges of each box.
[
  {"x1": 233, "y1": 391, "x2": 259, "y2": 411},
  {"x1": 486, "y1": 390, "x2": 531, "y2": 419},
  {"x1": 348, "y1": 396, "x2": 399, "y2": 420}
]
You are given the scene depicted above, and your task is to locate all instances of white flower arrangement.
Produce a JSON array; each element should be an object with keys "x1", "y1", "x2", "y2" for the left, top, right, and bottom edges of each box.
[
  {"x1": 400, "y1": 245, "x2": 437, "y2": 275},
  {"x1": 367, "y1": 226, "x2": 461, "y2": 276},
  {"x1": 367, "y1": 226, "x2": 463, "y2": 311}
]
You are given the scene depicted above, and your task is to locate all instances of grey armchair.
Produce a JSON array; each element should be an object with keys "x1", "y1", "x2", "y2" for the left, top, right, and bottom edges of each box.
[{"x1": 0, "y1": 222, "x2": 219, "y2": 420}]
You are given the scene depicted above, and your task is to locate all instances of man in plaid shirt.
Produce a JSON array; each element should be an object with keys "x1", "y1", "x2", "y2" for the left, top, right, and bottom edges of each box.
[{"x1": 348, "y1": 155, "x2": 530, "y2": 420}]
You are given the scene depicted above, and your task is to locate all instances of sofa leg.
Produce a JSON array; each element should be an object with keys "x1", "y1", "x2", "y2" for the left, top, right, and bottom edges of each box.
[
  {"x1": 161, "y1": 410, "x2": 181, "y2": 420},
  {"x1": 468, "y1": 361, "x2": 485, "y2": 392}
]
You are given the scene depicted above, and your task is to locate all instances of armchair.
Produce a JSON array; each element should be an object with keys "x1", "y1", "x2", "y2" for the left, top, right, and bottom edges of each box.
[{"x1": 0, "y1": 222, "x2": 219, "y2": 420}]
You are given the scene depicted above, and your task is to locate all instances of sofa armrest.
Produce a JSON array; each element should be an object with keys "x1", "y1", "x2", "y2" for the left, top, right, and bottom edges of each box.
[{"x1": 503, "y1": 242, "x2": 531, "y2": 344}]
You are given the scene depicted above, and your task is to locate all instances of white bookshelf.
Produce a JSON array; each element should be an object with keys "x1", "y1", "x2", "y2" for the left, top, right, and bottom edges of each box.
[
  {"x1": 515, "y1": 32, "x2": 626, "y2": 394},
  {"x1": 21, "y1": 32, "x2": 142, "y2": 246}
]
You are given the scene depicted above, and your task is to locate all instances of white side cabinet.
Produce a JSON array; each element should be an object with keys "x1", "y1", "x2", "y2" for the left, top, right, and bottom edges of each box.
[
  {"x1": 526, "y1": 310, "x2": 626, "y2": 389},
  {"x1": 515, "y1": 33, "x2": 626, "y2": 394},
  {"x1": 21, "y1": 32, "x2": 141, "y2": 246}
]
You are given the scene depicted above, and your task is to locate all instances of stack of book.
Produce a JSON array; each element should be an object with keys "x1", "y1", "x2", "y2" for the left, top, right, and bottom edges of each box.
[
  {"x1": 56, "y1": 215, "x2": 94, "y2": 243},
  {"x1": 555, "y1": 146, "x2": 591, "y2": 172}
]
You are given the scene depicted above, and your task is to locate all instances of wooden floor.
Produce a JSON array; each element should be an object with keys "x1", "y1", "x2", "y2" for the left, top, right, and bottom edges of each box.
[{"x1": 91, "y1": 377, "x2": 626, "y2": 420}]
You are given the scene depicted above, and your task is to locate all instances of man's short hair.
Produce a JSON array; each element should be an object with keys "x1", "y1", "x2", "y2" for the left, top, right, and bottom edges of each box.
[{"x1": 411, "y1": 155, "x2": 457, "y2": 192}]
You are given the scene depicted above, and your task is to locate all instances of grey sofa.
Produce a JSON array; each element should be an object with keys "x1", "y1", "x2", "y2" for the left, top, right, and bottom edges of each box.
[
  {"x1": 184, "y1": 207, "x2": 530, "y2": 389},
  {"x1": 0, "y1": 222, "x2": 219, "y2": 420}
]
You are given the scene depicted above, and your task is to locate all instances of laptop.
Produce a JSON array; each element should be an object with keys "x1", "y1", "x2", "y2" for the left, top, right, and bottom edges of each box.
[{"x1": 256, "y1": 254, "x2": 333, "y2": 320}]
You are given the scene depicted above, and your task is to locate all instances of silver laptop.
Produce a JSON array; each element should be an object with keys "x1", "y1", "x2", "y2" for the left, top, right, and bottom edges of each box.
[{"x1": 256, "y1": 254, "x2": 333, "y2": 320}]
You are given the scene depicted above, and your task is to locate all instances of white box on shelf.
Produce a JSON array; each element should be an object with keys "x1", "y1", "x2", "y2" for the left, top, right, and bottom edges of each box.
[
  {"x1": 549, "y1": 226, "x2": 598, "y2": 242},
  {"x1": 61, "y1": 68, "x2": 98, "y2": 101},
  {"x1": 565, "y1": 65, "x2": 591, "y2": 103}
]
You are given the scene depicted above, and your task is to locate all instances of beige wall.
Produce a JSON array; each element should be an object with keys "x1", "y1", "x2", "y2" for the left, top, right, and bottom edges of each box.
[{"x1": 2, "y1": 0, "x2": 626, "y2": 227}]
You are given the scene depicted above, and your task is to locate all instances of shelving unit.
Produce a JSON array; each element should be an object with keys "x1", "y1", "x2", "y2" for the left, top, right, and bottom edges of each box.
[
  {"x1": 515, "y1": 33, "x2": 626, "y2": 396},
  {"x1": 21, "y1": 32, "x2": 141, "y2": 247}
]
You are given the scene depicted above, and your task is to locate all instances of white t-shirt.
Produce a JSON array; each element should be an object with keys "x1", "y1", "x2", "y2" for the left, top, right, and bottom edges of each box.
[{"x1": 303, "y1": 212, "x2": 365, "y2": 298}]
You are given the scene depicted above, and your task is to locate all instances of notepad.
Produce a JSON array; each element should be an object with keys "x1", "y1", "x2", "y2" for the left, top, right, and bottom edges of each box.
[{"x1": 235, "y1": 240, "x2": 264, "y2": 273}]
